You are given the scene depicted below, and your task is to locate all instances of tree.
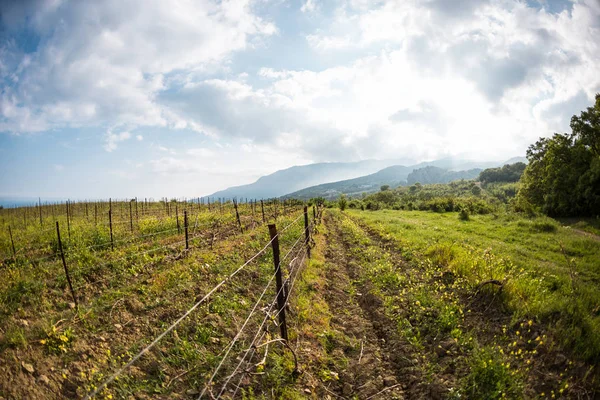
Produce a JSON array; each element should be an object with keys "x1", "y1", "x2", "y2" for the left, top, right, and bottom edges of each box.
[
  {"x1": 338, "y1": 194, "x2": 348, "y2": 211},
  {"x1": 479, "y1": 163, "x2": 526, "y2": 184},
  {"x1": 380, "y1": 185, "x2": 390, "y2": 191},
  {"x1": 517, "y1": 93, "x2": 600, "y2": 217}
]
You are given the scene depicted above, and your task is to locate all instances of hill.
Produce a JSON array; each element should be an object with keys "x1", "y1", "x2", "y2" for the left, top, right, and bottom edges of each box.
[
  {"x1": 284, "y1": 160, "x2": 511, "y2": 200},
  {"x1": 206, "y1": 159, "x2": 412, "y2": 199},
  {"x1": 208, "y1": 157, "x2": 526, "y2": 200},
  {"x1": 406, "y1": 166, "x2": 482, "y2": 185},
  {"x1": 282, "y1": 165, "x2": 412, "y2": 199}
]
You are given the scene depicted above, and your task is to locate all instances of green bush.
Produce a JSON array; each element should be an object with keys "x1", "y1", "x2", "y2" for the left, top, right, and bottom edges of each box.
[
  {"x1": 460, "y1": 346, "x2": 523, "y2": 399},
  {"x1": 348, "y1": 199, "x2": 363, "y2": 209},
  {"x1": 338, "y1": 195, "x2": 348, "y2": 211}
]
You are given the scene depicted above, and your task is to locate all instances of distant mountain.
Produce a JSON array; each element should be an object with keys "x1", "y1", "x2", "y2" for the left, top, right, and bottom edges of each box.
[
  {"x1": 282, "y1": 165, "x2": 412, "y2": 200},
  {"x1": 501, "y1": 156, "x2": 528, "y2": 165},
  {"x1": 206, "y1": 159, "x2": 414, "y2": 199},
  {"x1": 282, "y1": 157, "x2": 523, "y2": 200},
  {"x1": 406, "y1": 166, "x2": 481, "y2": 185}
]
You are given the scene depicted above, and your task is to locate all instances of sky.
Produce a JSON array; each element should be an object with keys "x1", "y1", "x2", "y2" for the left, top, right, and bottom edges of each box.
[{"x1": 0, "y1": 0, "x2": 599, "y2": 200}]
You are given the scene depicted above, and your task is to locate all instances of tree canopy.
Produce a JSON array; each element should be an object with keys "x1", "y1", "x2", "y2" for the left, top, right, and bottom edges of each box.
[
  {"x1": 517, "y1": 93, "x2": 600, "y2": 217},
  {"x1": 479, "y1": 162, "x2": 526, "y2": 184},
  {"x1": 407, "y1": 166, "x2": 481, "y2": 185}
]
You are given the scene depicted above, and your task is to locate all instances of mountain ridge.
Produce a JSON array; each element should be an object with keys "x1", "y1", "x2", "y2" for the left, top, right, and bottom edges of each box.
[
  {"x1": 207, "y1": 158, "x2": 416, "y2": 199},
  {"x1": 207, "y1": 156, "x2": 527, "y2": 199},
  {"x1": 282, "y1": 157, "x2": 525, "y2": 200}
]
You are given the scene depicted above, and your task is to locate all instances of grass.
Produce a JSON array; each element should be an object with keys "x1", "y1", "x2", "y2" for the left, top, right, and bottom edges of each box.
[
  {"x1": 346, "y1": 209, "x2": 600, "y2": 362},
  {"x1": 3, "y1": 198, "x2": 598, "y2": 398},
  {"x1": 318, "y1": 208, "x2": 600, "y2": 397},
  {"x1": 0, "y1": 200, "x2": 311, "y2": 399}
]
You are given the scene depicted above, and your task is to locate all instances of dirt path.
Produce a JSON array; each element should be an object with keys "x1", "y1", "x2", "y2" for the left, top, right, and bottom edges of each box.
[
  {"x1": 571, "y1": 227, "x2": 600, "y2": 242},
  {"x1": 320, "y1": 213, "x2": 408, "y2": 399}
]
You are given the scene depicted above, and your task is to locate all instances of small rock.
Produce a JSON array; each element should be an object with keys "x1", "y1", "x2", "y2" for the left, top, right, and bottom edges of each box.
[
  {"x1": 125, "y1": 298, "x2": 144, "y2": 314},
  {"x1": 304, "y1": 388, "x2": 312, "y2": 394},
  {"x1": 19, "y1": 319, "x2": 29, "y2": 327},
  {"x1": 114, "y1": 324, "x2": 122, "y2": 330},
  {"x1": 428, "y1": 382, "x2": 447, "y2": 400},
  {"x1": 21, "y1": 362, "x2": 34, "y2": 374},
  {"x1": 38, "y1": 375, "x2": 50, "y2": 385},
  {"x1": 553, "y1": 353, "x2": 567, "y2": 366},
  {"x1": 72, "y1": 362, "x2": 86, "y2": 374},
  {"x1": 361, "y1": 382, "x2": 378, "y2": 397},
  {"x1": 342, "y1": 382, "x2": 353, "y2": 396},
  {"x1": 384, "y1": 376, "x2": 397, "y2": 387},
  {"x1": 68, "y1": 303, "x2": 76, "y2": 309},
  {"x1": 129, "y1": 366, "x2": 144, "y2": 379},
  {"x1": 436, "y1": 339, "x2": 456, "y2": 356}
]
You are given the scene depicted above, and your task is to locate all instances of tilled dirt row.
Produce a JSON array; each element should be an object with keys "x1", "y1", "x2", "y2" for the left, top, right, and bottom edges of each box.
[{"x1": 321, "y1": 212, "x2": 408, "y2": 399}]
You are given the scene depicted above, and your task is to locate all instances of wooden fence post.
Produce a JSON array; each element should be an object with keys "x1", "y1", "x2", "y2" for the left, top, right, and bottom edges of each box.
[
  {"x1": 66, "y1": 200, "x2": 71, "y2": 238},
  {"x1": 184, "y1": 210, "x2": 189, "y2": 250},
  {"x1": 129, "y1": 200, "x2": 134, "y2": 233},
  {"x1": 268, "y1": 224, "x2": 288, "y2": 342},
  {"x1": 304, "y1": 206, "x2": 311, "y2": 259},
  {"x1": 56, "y1": 222, "x2": 78, "y2": 310},
  {"x1": 8, "y1": 225, "x2": 16, "y2": 258},
  {"x1": 233, "y1": 199, "x2": 243, "y2": 233},
  {"x1": 109, "y1": 208, "x2": 114, "y2": 251},
  {"x1": 176, "y1": 205, "x2": 181, "y2": 234},
  {"x1": 261, "y1": 200, "x2": 266, "y2": 223}
]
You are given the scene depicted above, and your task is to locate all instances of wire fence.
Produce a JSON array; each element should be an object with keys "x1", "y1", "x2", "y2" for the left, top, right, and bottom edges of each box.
[
  {"x1": 0, "y1": 198, "x2": 302, "y2": 261},
  {"x1": 0, "y1": 198, "x2": 322, "y2": 400},
  {"x1": 84, "y1": 209, "x2": 315, "y2": 399}
]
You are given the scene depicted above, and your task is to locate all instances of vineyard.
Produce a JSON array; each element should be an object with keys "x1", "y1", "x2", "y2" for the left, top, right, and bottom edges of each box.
[
  {"x1": 0, "y1": 198, "x2": 320, "y2": 399},
  {"x1": 1, "y1": 200, "x2": 600, "y2": 399}
]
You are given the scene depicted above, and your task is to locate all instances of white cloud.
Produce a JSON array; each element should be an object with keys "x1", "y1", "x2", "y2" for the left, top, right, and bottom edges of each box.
[
  {"x1": 306, "y1": 0, "x2": 600, "y2": 107},
  {"x1": 104, "y1": 130, "x2": 131, "y2": 152},
  {"x1": 155, "y1": 0, "x2": 600, "y2": 162},
  {"x1": 0, "y1": 0, "x2": 276, "y2": 134},
  {"x1": 157, "y1": 145, "x2": 177, "y2": 155},
  {"x1": 2, "y1": 0, "x2": 600, "y2": 188},
  {"x1": 136, "y1": 135, "x2": 143, "y2": 141},
  {"x1": 187, "y1": 148, "x2": 215, "y2": 157},
  {"x1": 301, "y1": 0, "x2": 317, "y2": 13}
]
